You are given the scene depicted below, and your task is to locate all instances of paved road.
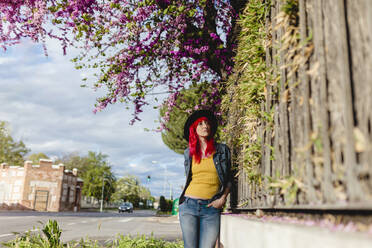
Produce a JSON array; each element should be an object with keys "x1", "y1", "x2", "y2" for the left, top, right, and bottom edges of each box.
[{"x1": 0, "y1": 210, "x2": 182, "y2": 244}]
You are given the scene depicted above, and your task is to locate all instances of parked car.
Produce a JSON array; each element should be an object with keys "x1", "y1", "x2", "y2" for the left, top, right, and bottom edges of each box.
[{"x1": 118, "y1": 202, "x2": 133, "y2": 213}]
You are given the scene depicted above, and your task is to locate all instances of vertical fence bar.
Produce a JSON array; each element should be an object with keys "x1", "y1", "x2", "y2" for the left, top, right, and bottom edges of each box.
[
  {"x1": 346, "y1": 0, "x2": 372, "y2": 198},
  {"x1": 322, "y1": 0, "x2": 362, "y2": 201}
]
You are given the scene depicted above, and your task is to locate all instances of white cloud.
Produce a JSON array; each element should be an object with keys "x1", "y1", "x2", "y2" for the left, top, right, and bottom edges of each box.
[
  {"x1": 0, "y1": 57, "x2": 17, "y2": 65},
  {"x1": 0, "y1": 39, "x2": 185, "y2": 198}
]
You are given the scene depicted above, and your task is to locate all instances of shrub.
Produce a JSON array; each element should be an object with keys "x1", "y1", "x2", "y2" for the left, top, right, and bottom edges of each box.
[
  {"x1": 159, "y1": 196, "x2": 168, "y2": 212},
  {"x1": 3, "y1": 220, "x2": 183, "y2": 248},
  {"x1": 3, "y1": 220, "x2": 63, "y2": 248}
]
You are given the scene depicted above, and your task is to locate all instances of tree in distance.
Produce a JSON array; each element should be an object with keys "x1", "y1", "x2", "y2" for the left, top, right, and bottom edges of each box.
[
  {"x1": 56, "y1": 151, "x2": 116, "y2": 203},
  {"x1": 27, "y1": 152, "x2": 50, "y2": 164},
  {"x1": 0, "y1": 121, "x2": 30, "y2": 166},
  {"x1": 112, "y1": 175, "x2": 151, "y2": 208},
  {"x1": 159, "y1": 195, "x2": 172, "y2": 212}
]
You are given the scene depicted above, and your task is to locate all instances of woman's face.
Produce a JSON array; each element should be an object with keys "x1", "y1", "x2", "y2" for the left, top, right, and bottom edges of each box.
[{"x1": 196, "y1": 119, "x2": 211, "y2": 138}]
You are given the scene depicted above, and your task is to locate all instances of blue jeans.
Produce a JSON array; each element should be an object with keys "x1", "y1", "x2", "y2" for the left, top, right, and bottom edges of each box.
[{"x1": 179, "y1": 197, "x2": 221, "y2": 248}]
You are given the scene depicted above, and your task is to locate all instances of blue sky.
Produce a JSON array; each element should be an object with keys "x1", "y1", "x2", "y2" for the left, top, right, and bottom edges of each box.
[{"x1": 0, "y1": 38, "x2": 185, "y2": 199}]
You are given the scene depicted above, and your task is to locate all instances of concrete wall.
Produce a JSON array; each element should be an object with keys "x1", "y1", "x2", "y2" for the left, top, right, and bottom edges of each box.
[
  {"x1": 220, "y1": 215, "x2": 372, "y2": 248},
  {"x1": 0, "y1": 163, "x2": 26, "y2": 209}
]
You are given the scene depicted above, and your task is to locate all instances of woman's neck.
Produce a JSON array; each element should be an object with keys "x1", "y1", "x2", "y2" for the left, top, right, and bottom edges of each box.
[{"x1": 199, "y1": 137, "x2": 208, "y2": 157}]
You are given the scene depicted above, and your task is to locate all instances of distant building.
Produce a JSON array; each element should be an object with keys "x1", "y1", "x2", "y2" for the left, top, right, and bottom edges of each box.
[
  {"x1": 80, "y1": 195, "x2": 119, "y2": 209},
  {"x1": 0, "y1": 159, "x2": 83, "y2": 212},
  {"x1": 81, "y1": 195, "x2": 100, "y2": 208}
]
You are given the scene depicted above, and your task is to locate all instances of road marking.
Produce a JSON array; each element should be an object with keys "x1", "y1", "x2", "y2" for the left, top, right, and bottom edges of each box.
[
  {"x1": 0, "y1": 216, "x2": 37, "y2": 220},
  {"x1": 67, "y1": 223, "x2": 76, "y2": 226},
  {"x1": 118, "y1": 218, "x2": 133, "y2": 223},
  {"x1": 0, "y1": 233, "x2": 13, "y2": 238},
  {"x1": 81, "y1": 221, "x2": 87, "y2": 223}
]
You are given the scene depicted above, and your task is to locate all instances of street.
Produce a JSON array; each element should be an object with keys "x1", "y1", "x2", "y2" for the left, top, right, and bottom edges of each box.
[{"x1": 0, "y1": 210, "x2": 182, "y2": 244}]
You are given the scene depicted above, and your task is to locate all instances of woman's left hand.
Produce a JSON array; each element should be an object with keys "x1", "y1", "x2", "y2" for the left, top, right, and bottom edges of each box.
[{"x1": 207, "y1": 197, "x2": 226, "y2": 209}]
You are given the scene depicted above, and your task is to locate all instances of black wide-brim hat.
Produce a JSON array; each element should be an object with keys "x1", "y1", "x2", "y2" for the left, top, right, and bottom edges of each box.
[{"x1": 184, "y1": 110, "x2": 218, "y2": 141}]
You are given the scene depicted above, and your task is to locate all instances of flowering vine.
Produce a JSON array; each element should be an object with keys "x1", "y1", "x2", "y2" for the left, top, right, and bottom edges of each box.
[{"x1": 1, "y1": 0, "x2": 246, "y2": 123}]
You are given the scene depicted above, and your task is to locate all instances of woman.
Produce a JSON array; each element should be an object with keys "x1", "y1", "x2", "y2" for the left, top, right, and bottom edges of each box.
[{"x1": 179, "y1": 110, "x2": 232, "y2": 248}]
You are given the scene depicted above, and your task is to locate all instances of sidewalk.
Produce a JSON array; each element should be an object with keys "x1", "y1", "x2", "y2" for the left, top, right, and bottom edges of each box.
[{"x1": 221, "y1": 214, "x2": 372, "y2": 248}]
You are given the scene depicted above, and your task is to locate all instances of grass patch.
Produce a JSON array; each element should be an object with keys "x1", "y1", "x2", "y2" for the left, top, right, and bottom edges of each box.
[
  {"x1": 3, "y1": 220, "x2": 183, "y2": 248},
  {"x1": 155, "y1": 210, "x2": 173, "y2": 216}
]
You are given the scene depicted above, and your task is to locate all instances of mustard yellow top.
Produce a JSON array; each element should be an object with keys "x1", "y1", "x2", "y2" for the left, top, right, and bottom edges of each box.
[{"x1": 185, "y1": 155, "x2": 220, "y2": 199}]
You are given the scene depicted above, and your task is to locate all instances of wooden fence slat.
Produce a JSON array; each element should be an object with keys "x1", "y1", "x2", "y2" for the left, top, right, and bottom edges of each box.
[
  {"x1": 346, "y1": 0, "x2": 372, "y2": 195},
  {"x1": 262, "y1": 1, "x2": 275, "y2": 207},
  {"x1": 306, "y1": 0, "x2": 324, "y2": 202},
  {"x1": 288, "y1": 74, "x2": 297, "y2": 176},
  {"x1": 271, "y1": 0, "x2": 280, "y2": 206},
  {"x1": 298, "y1": 0, "x2": 317, "y2": 204},
  {"x1": 263, "y1": 0, "x2": 273, "y2": 180},
  {"x1": 274, "y1": 0, "x2": 282, "y2": 182},
  {"x1": 310, "y1": 0, "x2": 335, "y2": 203},
  {"x1": 322, "y1": 0, "x2": 363, "y2": 201},
  {"x1": 277, "y1": 0, "x2": 290, "y2": 178}
]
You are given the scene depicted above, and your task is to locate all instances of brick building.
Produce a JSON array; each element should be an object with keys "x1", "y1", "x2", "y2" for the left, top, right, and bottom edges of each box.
[{"x1": 0, "y1": 159, "x2": 83, "y2": 212}]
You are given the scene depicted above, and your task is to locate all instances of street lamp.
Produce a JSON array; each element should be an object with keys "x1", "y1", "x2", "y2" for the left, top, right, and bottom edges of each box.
[{"x1": 152, "y1": 160, "x2": 172, "y2": 199}]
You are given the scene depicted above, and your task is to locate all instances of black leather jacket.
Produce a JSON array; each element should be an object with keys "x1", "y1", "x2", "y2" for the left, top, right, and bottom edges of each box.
[{"x1": 179, "y1": 143, "x2": 232, "y2": 204}]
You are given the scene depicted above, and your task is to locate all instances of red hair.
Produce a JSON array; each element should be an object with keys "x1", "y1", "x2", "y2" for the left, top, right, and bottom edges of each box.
[{"x1": 189, "y1": 117, "x2": 215, "y2": 164}]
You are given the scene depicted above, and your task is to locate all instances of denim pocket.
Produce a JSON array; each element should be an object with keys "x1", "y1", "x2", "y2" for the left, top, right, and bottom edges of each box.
[
  {"x1": 205, "y1": 206, "x2": 221, "y2": 215},
  {"x1": 210, "y1": 206, "x2": 222, "y2": 211}
]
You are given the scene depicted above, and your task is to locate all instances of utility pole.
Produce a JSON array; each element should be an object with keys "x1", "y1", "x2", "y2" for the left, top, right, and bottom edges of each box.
[
  {"x1": 163, "y1": 164, "x2": 167, "y2": 196},
  {"x1": 100, "y1": 177, "x2": 105, "y2": 213},
  {"x1": 168, "y1": 182, "x2": 173, "y2": 200}
]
